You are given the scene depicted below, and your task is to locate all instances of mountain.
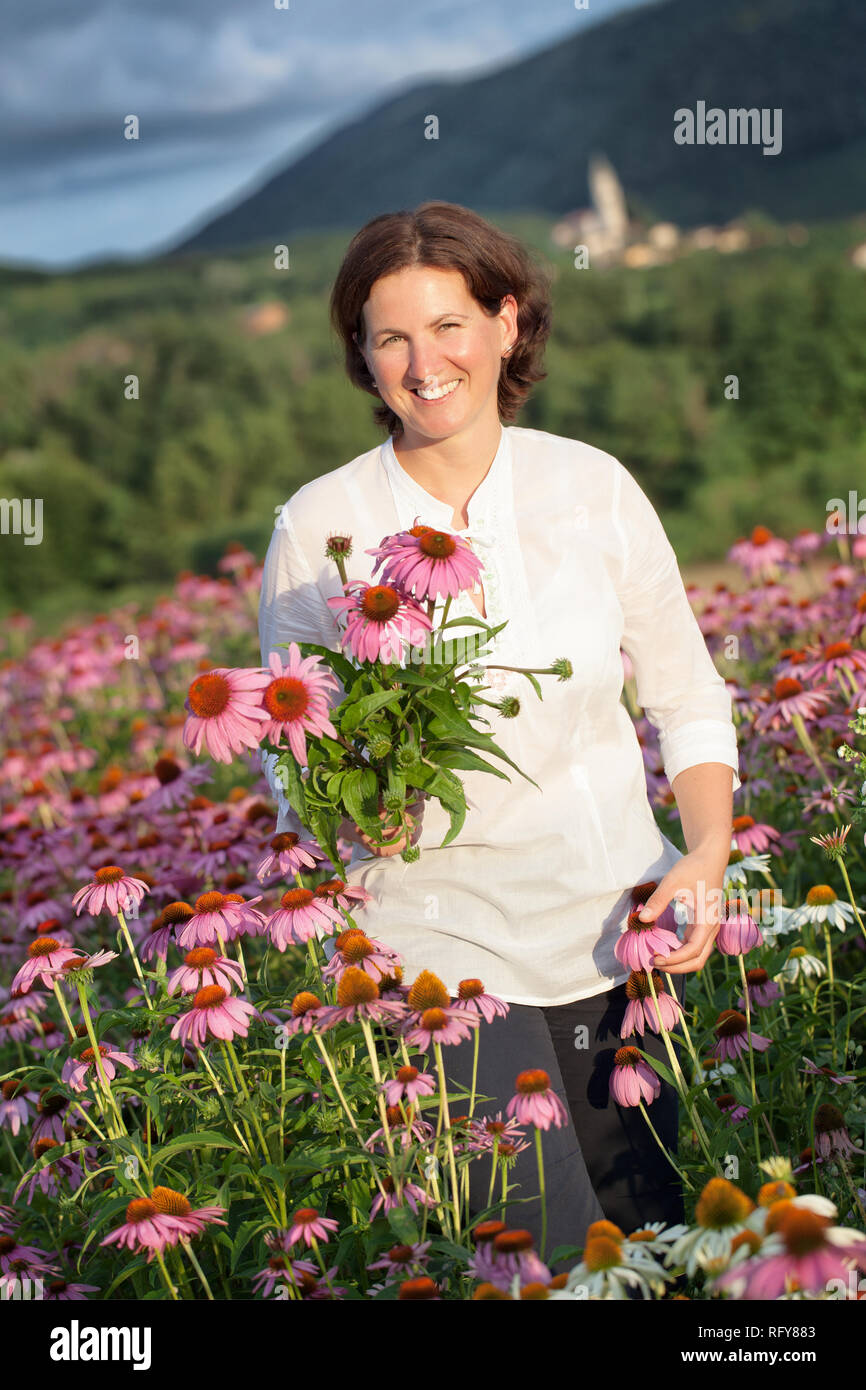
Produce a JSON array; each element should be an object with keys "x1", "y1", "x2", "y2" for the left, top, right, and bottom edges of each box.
[{"x1": 171, "y1": 0, "x2": 866, "y2": 255}]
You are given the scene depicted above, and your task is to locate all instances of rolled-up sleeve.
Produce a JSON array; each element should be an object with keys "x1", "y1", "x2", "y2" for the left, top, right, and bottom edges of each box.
[
  {"x1": 257, "y1": 501, "x2": 345, "y2": 825},
  {"x1": 612, "y1": 458, "x2": 741, "y2": 793}
]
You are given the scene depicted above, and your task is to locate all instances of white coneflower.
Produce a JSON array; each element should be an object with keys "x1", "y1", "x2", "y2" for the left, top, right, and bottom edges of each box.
[
  {"x1": 692, "y1": 1055, "x2": 738, "y2": 1085},
  {"x1": 776, "y1": 946, "x2": 827, "y2": 984},
  {"x1": 723, "y1": 849, "x2": 772, "y2": 888},
  {"x1": 664, "y1": 1178, "x2": 760, "y2": 1278},
  {"x1": 549, "y1": 1220, "x2": 671, "y2": 1300},
  {"x1": 788, "y1": 884, "x2": 858, "y2": 932}
]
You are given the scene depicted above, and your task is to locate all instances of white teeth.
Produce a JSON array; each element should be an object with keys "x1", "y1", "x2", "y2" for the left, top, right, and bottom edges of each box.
[{"x1": 414, "y1": 379, "x2": 460, "y2": 400}]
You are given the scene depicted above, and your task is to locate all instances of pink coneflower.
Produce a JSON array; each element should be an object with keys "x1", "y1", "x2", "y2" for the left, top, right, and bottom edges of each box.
[
  {"x1": 728, "y1": 525, "x2": 790, "y2": 579},
  {"x1": 0, "y1": 1234, "x2": 57, "y2": 1275},
  {"x1": 255, "y1": 831, "x2": 329, "y2": 882},
  {"x1": 450, "y1": 978, "x2": 510, "y2": 1024},
  {"x1": 138, "y1": 756, "x2": 212, "y2": 812},
  {"x1": 717, "y1": 899, "x2": 764, "y2": 955},
  {"x1": 731, "y1": 814, "x2": 783, "y2": 857},
  {"x1": 286, "y1": 1206, "x2": 339, "y2": 1249},
  {"x1": 327, "y1": 579, "x2": 433, "y2": 663},
  {"x1": 176, "y1": 890, "x2": 263, "y2": 949},
  {"x1": 369, "y1": 1175, "x2": 435, "y2": 1220},
  {"x1": 321, "y1": 927, "x2": 401, "y2": 986},
  {"x1": 282, "y1": 991, "x2": 328, "y2": 1037},
  {"x1": 149, "y1": 1186, "x2": 227, "y2": 1238},
  {"x1": 621, "y1": 970, "x2": 683, "y2": 1037},
  {"x1": 100, "y1": 1198, "x2": 188, "y2": 1261},
  {"x1": 313, "y1": 878, "x2": 373, "y2": 915},
  {"x1": 381, "y1": 1063, "x2": 437, "y2": 1108},
  {"x1": 167, "y1": 946, "x2": 245, "y2": 995},
  {"x1": 182, "y1": 665, "x2": 272, "y2": 763},
  {"x1": 367, "y1": 523, "x2": 484, "y2": 603},
  {"x1": 800, "y1": 1057, "x2": 856, "y2": 1085},
  {"x1": 43, "y1": 1278, "x2": 101, "y2": 1300},
  {"x1": 753, "y1": 677, "x2": 832, "y2": 733},
  {"x1": 170, "y1": 984, "x2": 258, "y2": 1047},
  {"x1": 714, "y1": 1092, "x2": 750, "y2": 1124},
  {"x1": 813, "y1": 1103, "x2": 865, "y2": 1161},
  {"x1": 139, "y1": 902, "x2": 195, "y2": 961},
  {"x1": 506, "y1": 1069, "x2": 569, "y2": 1131},
  {"x1": 265, "y1": 887, "x2": 344, "y2": 950},
  {"x1": 11, "y1": 939, "x2": 82, "y2": 995},
  {"x1": 15, "y1": 1138, "x2": 86, "y2": 1202},
  {"x1": 714, "y1": 1010, "x2": 772, "y2": 1061},
  {"x1": 713, "y1": 1199, "x2": 866, "y2": 1299},
  {"x1": 259, "y1": 646, "x2": 340, "y2": 765},
  {"x1": 252, "y1": 1253, "x2": 320, "y2": 1299},
  {"x1": 367, "y1": 1240, "x2": 432, "y2": 1283},
  {"x1": 463, "y1": 1112, "x2": 532, "y2": 1162},
  {"x1": 809, "y1": 825, "x2": 852, "y2": 859},
  {"x1": 802, "y1": 639, "x2": 866, "y2": 687},
  {"x1": 609, "y1": 1046, "x2": 661, "y2": 1107},
  {"x1": 615, "y1": 905, "x2": 680, "y2": 972},
  {"x1": 0, "y1": 1080, "x2": 37, "y2": 1136},
  {"x1": 61, "y1": 1044, "x2": 138, "y2": 1094},
  {"x1": 736, "y1": 967, "x2": 782, "y2": 1009},
  {"x1": 316, "y1": 968, "x2": 409, "y2": 1030},
  {"x1": 71, "y1": 865, "x2": 150, "y2": 918},
  {"x1": 469, "y1": 1225, "x2": 551, "y2": 1292},
  {"x1": 402, "y1": 1005, "x2": 479, "y2": 1051}
]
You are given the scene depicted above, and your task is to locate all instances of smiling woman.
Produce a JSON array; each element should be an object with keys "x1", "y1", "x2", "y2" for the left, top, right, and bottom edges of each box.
[{"x1": 258, "y1": 199, "x2": 740, "y2": 1260}]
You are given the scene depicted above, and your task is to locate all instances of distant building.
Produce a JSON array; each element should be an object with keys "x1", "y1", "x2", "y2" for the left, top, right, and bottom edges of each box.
[{"x1": 240, "y1": 301, "x2": 289, "y2": 336}]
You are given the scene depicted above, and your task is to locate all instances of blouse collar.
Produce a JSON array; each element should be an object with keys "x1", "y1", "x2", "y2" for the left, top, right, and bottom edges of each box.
[{"x1": 380, "y1": 426, "x2": 511, "y2": 532}]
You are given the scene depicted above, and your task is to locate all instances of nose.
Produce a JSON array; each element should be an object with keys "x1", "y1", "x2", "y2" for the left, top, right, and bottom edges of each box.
[{"x1": 404, "y1": 344, "x2": 451, "y2": 386}]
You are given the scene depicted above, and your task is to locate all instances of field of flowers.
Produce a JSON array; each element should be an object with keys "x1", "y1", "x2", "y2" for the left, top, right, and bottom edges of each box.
[{"x1": 1, "y1": 519, "x2": 865, "y2": 1302}]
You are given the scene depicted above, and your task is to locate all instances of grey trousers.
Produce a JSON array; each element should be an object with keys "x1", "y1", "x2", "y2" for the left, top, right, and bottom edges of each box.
[{"x1": 443, "y1": 974, "x2": 687, "y2": 1273}]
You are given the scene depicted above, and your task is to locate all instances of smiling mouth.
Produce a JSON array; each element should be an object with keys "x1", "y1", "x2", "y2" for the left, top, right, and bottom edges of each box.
[{"x1": 410, "y1": 379, "x2": 462, "y2": 401}]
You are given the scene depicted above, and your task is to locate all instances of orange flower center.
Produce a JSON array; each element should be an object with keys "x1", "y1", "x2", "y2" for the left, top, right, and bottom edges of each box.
[
  {"x1": 614, "y1": 1046, "x2": 642, "y2": 1067},
  {"x1": 407, "y1": 970, "x2": 450, "y2": 1011},
  {"x1": 93, "y1": 866, "x2": 125, "y2": 883},
  {"x1": 418, "y1": 531, "x2": 457, "y2": 560},
  {"x1": 28, "y1": 938, "x2": 62, "y2": 957},
  {"x1": 336, "y1": 968, "x2": 379, "y2": 1007},
  {"x1": 805, "y1": 884, "x2": 836, "y2": 905},
  {"x1": 458, "y1": 979, "x2": 484, "y2": 999},
  {"x1": 188, "y1": 672, "x2": 231, "y2": 718},
  {"x1": 263, "y1": 676, "x2": 309, "y2": 722},
  {"x1": 291, "y1": 992, "x2": 322, "y2": 1016},
  {"x1": 126, "y1": 1198, "x2": 158, "y2": 1224},
  {"x1": 360, "y1": 585, "x2": 402, "y2": 622},
  {"x1": 151, "y1": 1186, "x2": 192, "y2": 1217},
  {"x1": 515, "y1": 1068, "x2": 552, "y2": 1094},
  {"x1": 194, "y1": 891, "x2": 227, "y2": 913},
  {"x1": 193, "y1": 985, "x2": 227, "y2": 1010},
  {"x1": 774, "y1": 677, "x2": 803, "y2": 700},
  {"x1": 280, "y1": 888, "x2": 314, "y2": 910},
  {"x1": 185, "y1": 947, "x2": 218, "y2": 969}
]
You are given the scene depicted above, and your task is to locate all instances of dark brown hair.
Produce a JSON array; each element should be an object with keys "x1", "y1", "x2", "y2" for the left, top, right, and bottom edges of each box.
[{"x1": 328, "y1": 201, "x2": 553, "y2": 439}]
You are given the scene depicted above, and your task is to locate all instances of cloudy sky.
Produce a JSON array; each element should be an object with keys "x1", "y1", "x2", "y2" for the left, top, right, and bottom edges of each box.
[{"x1": 0, "y1": 0, "x2": 652, "y2": 269}]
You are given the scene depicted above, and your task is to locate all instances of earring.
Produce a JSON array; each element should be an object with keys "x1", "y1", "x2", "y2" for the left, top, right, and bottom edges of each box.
[{"x1": 502, "y1": 342, "x2": 516, "y2": 357}]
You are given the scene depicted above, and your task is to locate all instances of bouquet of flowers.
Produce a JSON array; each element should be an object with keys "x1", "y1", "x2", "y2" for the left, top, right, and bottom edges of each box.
[{"x1": 182, "y1": 521, "x2": 573, "y2": 873}]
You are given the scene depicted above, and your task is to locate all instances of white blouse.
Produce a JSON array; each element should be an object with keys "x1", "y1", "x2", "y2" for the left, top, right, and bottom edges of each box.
[{"x1": 257, "y1": 424, "x2": 740, "y2": 1006}]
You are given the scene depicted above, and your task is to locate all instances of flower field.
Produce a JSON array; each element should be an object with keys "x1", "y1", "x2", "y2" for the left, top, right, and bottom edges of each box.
[{"x1": 1, "y1": 521, "x2": 865, "y2": 1302}]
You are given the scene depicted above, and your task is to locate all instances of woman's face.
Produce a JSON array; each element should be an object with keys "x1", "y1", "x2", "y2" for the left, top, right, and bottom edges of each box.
[{"x1": 356, "y1": 264, "x2": 517, "y2": 447}]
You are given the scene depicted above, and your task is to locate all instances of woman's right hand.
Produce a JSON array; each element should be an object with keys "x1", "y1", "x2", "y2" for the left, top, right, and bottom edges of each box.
[{"x1": 337, "y1": 793, "x2": 426, "y2": 858}]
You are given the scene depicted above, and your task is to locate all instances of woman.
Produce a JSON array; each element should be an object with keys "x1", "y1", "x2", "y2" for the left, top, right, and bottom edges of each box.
[{"x1": 258, "y1": 201, "x2": 739, "y2": 1265}]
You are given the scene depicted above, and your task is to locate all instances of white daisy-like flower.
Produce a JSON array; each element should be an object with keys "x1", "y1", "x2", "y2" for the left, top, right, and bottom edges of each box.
[
  {"x1": 724, "y1": 851, "x2": 772, "y2": 887},
  {"x1": 776, "y1": 948, "x2": 827, "y2": 984},
  {"x1": 664, "y1": 1184, "x2": 762, "y2": 1279},
  {"x1": 692, "y1": 1057, "x2": 738, "y2": 1085},
  {"x1": 623, "y1": 1222, "x2": 691, "y2": 1263},
  {"x1": 550, "y1": 1249, "x2": 670, "y2": 1300},
  {"x1": 787, "y1": 887, "x2": 858, "y2": 932}
]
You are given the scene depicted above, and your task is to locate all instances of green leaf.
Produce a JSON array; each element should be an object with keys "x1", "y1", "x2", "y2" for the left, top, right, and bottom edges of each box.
[
  {"x1": 152, "y1": 1130, "x2": 241, "y2": 1166},
  {"x1": 427, "y1": 746, "x2": 510, "y2": 779},
  {"x1": 340, "y1": 688, "x2": 404, "y2": 734}
]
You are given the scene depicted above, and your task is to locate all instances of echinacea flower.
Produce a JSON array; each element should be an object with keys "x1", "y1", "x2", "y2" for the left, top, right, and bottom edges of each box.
[
  {"x1": 315, "y1": 968, "x2": 408, "y2": 1029},
  {"x1": 101, "y1": 1198, "x2": 189, "y2": 1261},
  {"x1": 789, "y1": 884, "x2": 858, "y2": 932},
  {"x1": 259, "y1": 646, "x2": 340, "y2": 765},
  {"x1": 468, "y1": 1225, "x2": 551, "y2": 1294},
  {"x1": 166, "y1": 947, "x2": 245, "y2": 996},
  {"x1": 327, "y1": 579, "x2": 433, "y2": 664},
  {"x1": 256, "y1": 831, "x2": 329, "y2": 882},
  {"x1": 381, "y1": 1064, "x2": 437, "y2": 1108},
  {"x1": 320, "y1": 927, "x2": 401, "y2": 985},
  {"x1": 800, "y1": 1057, "x2": 856, "y2": 1085},
  {"x1": 183, "y1": 665, "x2": 272, "y2": 763},
  {"x1": 712, "y1": 1196, "x2": 866, "y2": 1299},
  {"x1": 450, "y1": 979, "x2": 510, "y2": 1024},
  {"x1": 170, "y1": 985, "x2": 258, "y2": 1047},
  {"x1": 71, "y1": 865, "x2": 151, "y2": 918},
  {"x1": 61, "y1": 1044, "x2": 138, "y2": 1094},
  {"x1": 149, "y1": 1186, "x2": 227, "y2": 1238},
  {"x1": 813, "y1": 1102, "x2": 865, "y2": 1161},
  {"x1": 367, "y1": 524, "x2": 484, "y2": 603},
  {"x1": 506, "y1": 1069, "x2": 569, "y2": 1131},
  {"x1": 265, "y1": 887, "x2": 344, "y2": 950},
  {"x1": 716, "y1": 899, "x2": 764, "y2": 955},
  {"x1": 714, "y1": 1010, "x2": 772, "y2": 1061},
  {"x1": 621, "y1": 970, "x2": 683, "y2": 1037},
  {"x1": 736, "y1": 967, "x2": 781, "y2": 1009},
  {"x1": 551, "y1": 1220, "x2": 670, "y2": 1300},
  {"x1": 615, "y1": 906, "x2": 680, "y2": 972},
  {"x1": 11, "y1": 939, "x2": 83, "y2": 995},
  {"x1": 665, "y1": 1177, "x2": 758, "y2": 1277},
  {"x1": 609, "y1": 1046, "x2": 661, "y2": 1107},
  {"x1": 286, "y1": 1207, "x2": 340, "y2": 1249}
]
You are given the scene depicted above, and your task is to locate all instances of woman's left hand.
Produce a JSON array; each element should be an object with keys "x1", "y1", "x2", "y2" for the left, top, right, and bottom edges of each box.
[{"x1": 635, "y1": 844, "x2": 730, "y2": 975}]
